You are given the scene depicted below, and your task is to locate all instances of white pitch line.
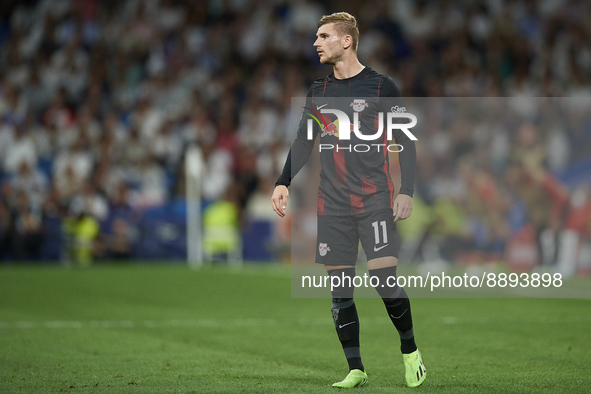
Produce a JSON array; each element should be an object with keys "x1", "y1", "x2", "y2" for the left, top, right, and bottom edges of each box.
[
  {"x1": 1, "y1": 315, "x2": 590, "y2": 330},
  {"x1": 0, "y1": 317, "x2": 378, "y2": 329}
]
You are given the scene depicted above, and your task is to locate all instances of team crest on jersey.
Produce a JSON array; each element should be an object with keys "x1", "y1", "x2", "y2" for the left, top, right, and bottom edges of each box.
[
  {"x1": 351, "y1": 99, "x2": 368, "y2": 112},
  {"x1": 319, "y1": 243, "x2": 331, "y2": 256}
]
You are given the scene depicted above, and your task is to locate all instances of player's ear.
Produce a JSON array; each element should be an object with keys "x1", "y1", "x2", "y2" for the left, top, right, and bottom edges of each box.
[{"x1": 343, "y1": 34, "x2": 352, "y2": 50}]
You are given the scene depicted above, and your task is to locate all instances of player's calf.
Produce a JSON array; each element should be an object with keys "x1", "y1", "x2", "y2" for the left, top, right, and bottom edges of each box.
[
  {"x1": 369, "y1": 266, "x2": 417, "y2": 354},
  {"x1": 329, "y1": 268, "x2": 364, "y2": 373},
  {"x1": 370, "y1": 266, "x2": 426, "y2": 387}
]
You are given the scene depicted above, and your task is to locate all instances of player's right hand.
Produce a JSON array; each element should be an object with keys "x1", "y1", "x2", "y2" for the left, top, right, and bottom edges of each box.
[{"x1": 271, "y1": 185, "x2": 289, "y2": 218}]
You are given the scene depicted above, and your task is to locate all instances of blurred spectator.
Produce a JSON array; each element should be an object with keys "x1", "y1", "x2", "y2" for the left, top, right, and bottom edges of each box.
[
  {"x1": 0, "y1": 83, "x2": 27, "y2": 124},
  {"x1": 131, "y1": 96, "x2": 163, "y2": 141},
  {"x1": 11, "y1": 190, "x2": 44, "y2": 261},
  {"x1": 23, "y1": 68, "x2": 54, "y2": 114},
  {"x1": 129, "y1": 154, "x2": 167, "y2": 209},
  {"x1": 69, "y1": 182, "x2": 109, "y2": 222},
  {"x1": 3, "y1": 122, "x2": 37, "y2": 175},
  {"x1": 150, "y1": 120, "x2": 183, "y2": 169},
  {"x1": 181, "y1": 106, "x2": 216, "y2": 146},
  {"x1": 70, "y1": 106, "x2": 102, "y2": 147},
  {"x1": 505, "y1": 162, "x2": 569, "y2": 267},
  {"x1": 123, "y1": 125, "x2": 150, "y2": 167},
  {"x1": 41, "y1": 88, "x2": 74, "y2": 130},
  {"x1": 237, "y1": 96, "x2": 279, "y2": 150},
  {"x1": 11, "y1": 161, "x2": 49, "y2": 209},
  {"x1": 200, "y1": 141, "x2": 233, "y2": 203},
  {"x1": 53, "y1": 135, "x2": 93, "y2": 201},
  {"x1": 202, "y1": 185, "x2": 242, "y2": 262},
  {"x1": 0, "y1": 198, "x2": 12, "y2": 259},
  {"x1": 556, "y1": 185, "x2": 591, "y2": 277},
  {"x1": 63, "y1": 211, "x2": 100, "y2": 267},
  {"x1": 110, "y1": 183, "x2": 133, "y2": 218},
  {"x1": 103, "y1": 217, "x2": 133, "y2": 260}
]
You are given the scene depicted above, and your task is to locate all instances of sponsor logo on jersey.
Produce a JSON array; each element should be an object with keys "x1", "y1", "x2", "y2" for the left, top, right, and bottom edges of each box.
[
  {"x1": 321, "y1": 120, "x2": 361, "y2": 137},
  {"x1": 321, "y1": 122, "x2": 339, "y2": 137}
]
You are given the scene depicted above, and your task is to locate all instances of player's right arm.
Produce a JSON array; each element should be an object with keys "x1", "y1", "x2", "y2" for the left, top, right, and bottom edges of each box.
[{"x1": 272, "y1": 87, "x2": 319, "y2": 218}]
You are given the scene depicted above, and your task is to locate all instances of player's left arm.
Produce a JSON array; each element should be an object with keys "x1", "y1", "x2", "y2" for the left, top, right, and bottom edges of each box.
[{"x1": 381, "y1": 77, "x2": 416, "y2": 222}]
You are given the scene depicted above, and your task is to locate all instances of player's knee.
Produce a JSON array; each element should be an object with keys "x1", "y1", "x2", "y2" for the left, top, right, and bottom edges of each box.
[
  {"x1": 328, "y1": 267, "x2": 355, "y2": 299},
  {"x1": 369, "y1": 266, "x2": 403, "y2": 299}
]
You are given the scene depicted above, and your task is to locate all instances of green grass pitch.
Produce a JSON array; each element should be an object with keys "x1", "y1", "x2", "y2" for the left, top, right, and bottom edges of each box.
[{"x1": 1, "y1": 263, "x2": 590, "y2": 393}]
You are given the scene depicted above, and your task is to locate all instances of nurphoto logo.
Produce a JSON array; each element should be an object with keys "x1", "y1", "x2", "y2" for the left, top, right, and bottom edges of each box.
[{"x1": 303, "y1": 99, "x2": 417, "y2": 152}]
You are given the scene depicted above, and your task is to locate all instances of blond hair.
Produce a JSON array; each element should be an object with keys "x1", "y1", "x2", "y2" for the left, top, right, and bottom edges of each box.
[{"x1": 318, "y1": 12, "x2": 359, "y2": 52}]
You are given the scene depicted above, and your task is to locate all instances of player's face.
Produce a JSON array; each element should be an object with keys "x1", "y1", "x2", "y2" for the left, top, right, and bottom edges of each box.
[{"x1": 314, "y1": 23, "x2": 345, "y2": 65}]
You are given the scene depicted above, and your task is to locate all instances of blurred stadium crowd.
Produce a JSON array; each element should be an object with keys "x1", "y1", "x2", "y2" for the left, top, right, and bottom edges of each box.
[{"x1": 0, "y1": 0, "x2": 590, "y2": 273}]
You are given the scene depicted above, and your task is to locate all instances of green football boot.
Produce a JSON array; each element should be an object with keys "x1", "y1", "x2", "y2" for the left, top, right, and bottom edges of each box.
[
  {"x1": 402, "y1": 349, "x2": 426, "y2": 387},
  {"x1": 332, "y1": 369, "x2": 368, "y2": 388}
]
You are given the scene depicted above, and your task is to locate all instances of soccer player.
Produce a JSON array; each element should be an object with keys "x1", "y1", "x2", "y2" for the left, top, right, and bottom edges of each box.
[{"x1": 271, "y1": 12, "x2": 426, "y2": 389}]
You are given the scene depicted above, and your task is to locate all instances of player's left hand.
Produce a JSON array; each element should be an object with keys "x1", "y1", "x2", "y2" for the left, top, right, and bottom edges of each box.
[{"x1": 393, "y1": 194, "x2": 413, "y2": 222}]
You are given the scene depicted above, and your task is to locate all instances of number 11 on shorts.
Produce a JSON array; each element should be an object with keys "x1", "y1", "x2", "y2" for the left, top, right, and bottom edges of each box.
[{"x1": 372, "y1": 220, "x2": 388, "y2": 245}]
